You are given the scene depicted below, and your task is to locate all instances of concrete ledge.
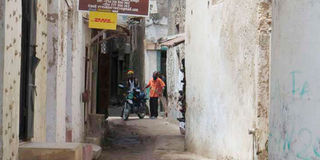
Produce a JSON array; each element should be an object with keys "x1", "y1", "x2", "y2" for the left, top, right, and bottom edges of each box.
[
  {"x1": 19, "y1": 143, "x2": 83, "y2": 160},
  {"x1": 85, "y1": 136, "x2": 102, "y2": 146}
]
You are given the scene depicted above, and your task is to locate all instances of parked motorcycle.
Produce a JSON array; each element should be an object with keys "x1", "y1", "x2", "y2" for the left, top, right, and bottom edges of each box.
[{"x1": 118, "y1": 84, "x2": 148, "y2": 120}]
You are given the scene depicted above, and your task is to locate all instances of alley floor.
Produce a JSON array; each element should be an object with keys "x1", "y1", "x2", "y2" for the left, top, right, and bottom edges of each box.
[{"x1": 100, "y1": 116, "x2": 212, "y2": 160}]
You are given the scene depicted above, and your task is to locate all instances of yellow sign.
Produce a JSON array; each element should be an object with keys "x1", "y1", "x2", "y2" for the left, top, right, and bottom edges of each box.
[{"x1": 89, "y1": 11, "x2": 117, "y2": 30}]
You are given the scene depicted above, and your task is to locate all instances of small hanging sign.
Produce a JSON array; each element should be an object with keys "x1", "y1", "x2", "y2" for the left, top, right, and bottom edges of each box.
[{"x1": 89, "y1": 11, "x2": 117, "y2": 30}]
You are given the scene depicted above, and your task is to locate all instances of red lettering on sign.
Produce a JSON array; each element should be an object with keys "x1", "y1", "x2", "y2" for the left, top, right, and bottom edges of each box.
[{"x1": 94, "y1": 18, "x2": 112, "y2": 23}]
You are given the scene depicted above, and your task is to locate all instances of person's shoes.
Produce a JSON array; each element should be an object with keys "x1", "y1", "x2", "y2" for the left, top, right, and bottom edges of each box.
[{"x1": 150, "y1": 116, "x2": 155, "y2": 119}]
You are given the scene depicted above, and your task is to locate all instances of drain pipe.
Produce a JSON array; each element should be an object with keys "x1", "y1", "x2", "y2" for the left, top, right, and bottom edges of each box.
[{"x1": 249, "y1": 128, "x2": 256, "y2": 160}]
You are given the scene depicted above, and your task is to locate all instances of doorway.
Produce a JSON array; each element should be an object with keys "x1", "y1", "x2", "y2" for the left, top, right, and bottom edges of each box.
[{"x1": 20, "y1": 0, "x2": 39, "y2": 140}]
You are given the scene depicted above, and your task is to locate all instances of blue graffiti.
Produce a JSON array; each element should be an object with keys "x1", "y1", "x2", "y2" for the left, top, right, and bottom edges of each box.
[
  {"x1": 290, "y1": 71, "x2": 309, "y2": 97},
  {"x1": 313, "y1": 138, "x2": 320, "y2": 158},
  {"x1": 300, "y1": 82, "x2": 309, "y2": 97},
  {"x1": 270, "y1": 128, "x2": 320, "y2": 159}
]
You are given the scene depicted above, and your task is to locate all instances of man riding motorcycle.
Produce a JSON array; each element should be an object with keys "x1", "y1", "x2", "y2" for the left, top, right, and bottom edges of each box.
[
  {"x1": 127, "y1": 70, "x2": 139, "y2": 92},
  {"x1": 118, "y1": 70, "x2": 147, "y2": 120}
]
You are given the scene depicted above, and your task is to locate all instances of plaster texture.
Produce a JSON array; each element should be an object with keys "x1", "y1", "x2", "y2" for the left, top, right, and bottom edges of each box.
[
  {"x1": 185, "y1": 0, "x2": 270, "y2": 159},
  {"x1": 269, "y1": 0, "x2": 320, "y2": 159},
  {"x1": 0, "y1": 0, "x2": 22, "y2": 159}
]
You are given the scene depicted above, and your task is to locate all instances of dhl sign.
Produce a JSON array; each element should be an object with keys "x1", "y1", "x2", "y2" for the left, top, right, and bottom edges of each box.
[{"x1": 89, "y1": 11, "x2": 117, "y2": 30}]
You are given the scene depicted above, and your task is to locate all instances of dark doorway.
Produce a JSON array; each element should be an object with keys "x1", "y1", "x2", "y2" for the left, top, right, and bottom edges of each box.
[
  {"x1": 97, "y1": 49, "x2": 111, "y2": 117},
  {"x1": 20, "y1": 0, "x2": 39, "y2": 140},
  {"x1": 159, "y1": 50, "x2": 167, "y2": 112}
]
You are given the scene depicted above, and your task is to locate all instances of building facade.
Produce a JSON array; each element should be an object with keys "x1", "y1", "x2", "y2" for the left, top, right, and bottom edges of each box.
[{"x1": 0, "y1": 0, "x2": 90, "y2": 159}]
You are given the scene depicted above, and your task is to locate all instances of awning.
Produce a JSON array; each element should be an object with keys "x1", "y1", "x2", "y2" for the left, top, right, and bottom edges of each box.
[{"x1": 160, "y1": 34, "x2": 185, "y2": 47}]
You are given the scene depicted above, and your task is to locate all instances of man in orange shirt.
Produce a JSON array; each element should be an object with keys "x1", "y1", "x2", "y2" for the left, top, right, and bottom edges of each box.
[{"x1": 145, "y1": 71, "x2": 166, "y2": 119}]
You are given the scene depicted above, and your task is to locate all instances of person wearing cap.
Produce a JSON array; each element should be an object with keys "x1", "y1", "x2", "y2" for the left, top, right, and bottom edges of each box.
[
  {"x1": 127, "y1": 70, "x2": 139, "y2": 92},
  {"x1": 144, "y1": 71, "x2": 166, "y2": 119}
]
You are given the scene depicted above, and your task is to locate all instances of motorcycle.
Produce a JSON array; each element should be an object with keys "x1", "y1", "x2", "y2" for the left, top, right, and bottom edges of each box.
[{"x1": 118, "y1": 84, "x2": 148, "y2": 120}]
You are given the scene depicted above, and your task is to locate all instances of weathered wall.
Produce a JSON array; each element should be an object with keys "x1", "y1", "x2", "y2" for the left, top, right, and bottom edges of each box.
[
  {"x1": 64, "y1": 0, "x2": 87, "y2": 143},
  {"x1": 168, "y1": 0, "x2": 186, "y2": 36},
  {"x1": 130, "y1": 21, "x2": 146, "y2": 87},
  {"x1": 46, "y1": 0, "x2": 68, "y2": 142},
  {"x1": 185, "y1": 0, "x2": 270, "y2": 159},
  {"x1": 66, "y1": 7, "x2": 73, "y2": 142},
  {"x1": 269, "y1": 0, "x2": 320, "y2": 159},
  {"x1": 0, "y1": 0, "x2": 22, "y2": 159},
  {"x1": 0, "y1": 0, "x2": 4, "y2": 157},
  {"x1": 145, "y1": 0, "x2": 169, "y2": 42},
  {"x1": 144, "y1": 50, "x2": 158, "y2": 85},
  {"x1": 166, "y1": 44, "x2": 184, "y2": 123},
  {"x1": 32, "y1": 0, "x2": 48, "y2": 143},
  {"x1": 71, "y1": 4, "x2": 87, "y2": 142},
  {"x1": 255, "y1": 1, "x2": 271, "y2": 159}
]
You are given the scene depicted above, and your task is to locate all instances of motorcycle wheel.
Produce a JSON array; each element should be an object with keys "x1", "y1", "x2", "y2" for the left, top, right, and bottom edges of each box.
[
  {"x1": 138, "y1": 113, "x2": 145, "y2": 119},
  {"x1": 122, "y1": 103, "x2": 130, "y2": 121},
  {"x1": 138, "y1": 103, "x2": 147, "y2": 119}
]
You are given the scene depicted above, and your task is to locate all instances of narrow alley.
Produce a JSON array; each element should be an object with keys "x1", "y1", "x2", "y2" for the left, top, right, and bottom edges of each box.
[
  {"x1": 1, "y1": 0, "x2": 320, "y2": 160},
  {"x1": 100, "y1": 117, "x2": 210, "y2": 160}
]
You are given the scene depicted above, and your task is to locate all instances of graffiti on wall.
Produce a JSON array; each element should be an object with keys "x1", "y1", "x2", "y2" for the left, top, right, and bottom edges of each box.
[{"x1": 270, "y1": 71, "x2": 320, "y2": 160}]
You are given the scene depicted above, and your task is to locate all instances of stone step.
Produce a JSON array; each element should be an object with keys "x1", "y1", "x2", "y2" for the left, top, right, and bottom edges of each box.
[
  {"x1": 91, "y1": 144, "x2": 102, "y2": 160},
  {"x1": 85, "y1": 136, "x2": 102, "y2": 146},
  {"x1": 87, "y1": 114, "x2": 109, "y2": 137},
  {"x1": 19, "y1": 143, "x2": 83, "y2": 160}
]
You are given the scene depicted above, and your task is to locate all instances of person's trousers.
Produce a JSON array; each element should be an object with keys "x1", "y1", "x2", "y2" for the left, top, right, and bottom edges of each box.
[{"x1": 150, "y1": 97, "x2": 159, "y2": 117}]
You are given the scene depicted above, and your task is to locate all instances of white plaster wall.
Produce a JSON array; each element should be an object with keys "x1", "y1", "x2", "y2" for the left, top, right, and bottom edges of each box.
[
  {"x1": 56, "y1": 0, "x2": 68, "y2": 143},
  {"x1": 145, "y1": 22, "x2": 169, "y2": 42},
  {"x1": 0, "y1": 0, "x2": 22, "y2": 159},
  {"x1": 185, "y1": 0, "x2": 261, "y2": 159},
  {"x1": 33, "y1": 0, "x2": 48, "y2": 143},
  {"x1": 46, "y1": 0, "x2": 68, "y2": 143},
  {"x1": 269, "y1": 1, "x2": 320, "y2": 159},
  {"x1": 71, "y1": 9, "x2": 87, "y2": 143},
  {"x1": 145, "y1": 0, "x2": 169, "y2": 43},
  {"x1": 144, "y1": 50, "x2": 158, "y2": 86},
  {"x1": 166, "y1": 45, "x2": 184, "y2": 122},
  {"x1": 66, "y1": 10, "x2": 73, "y2": 135},
  {"x1": 0, "y1": 0, "x2": 4, "y2": 157}
]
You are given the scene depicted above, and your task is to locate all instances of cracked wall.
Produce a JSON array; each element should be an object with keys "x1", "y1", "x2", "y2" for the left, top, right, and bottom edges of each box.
[{"x1": 0, "y1": 0, "x2": 22, "y2": 159}]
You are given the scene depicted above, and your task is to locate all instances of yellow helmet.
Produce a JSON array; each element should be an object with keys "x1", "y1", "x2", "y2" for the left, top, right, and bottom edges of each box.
[{"x1": 127, "y1": 70, "x2": 134, "y2": 75}]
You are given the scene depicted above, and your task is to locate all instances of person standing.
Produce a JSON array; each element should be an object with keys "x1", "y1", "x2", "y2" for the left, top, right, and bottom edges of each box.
[
  {"x1": 157, "y1": 72, "x2": 168, "y2": 118},
  {"x1": 145, "y1": 71, "x2": 166, "y2": 119}
]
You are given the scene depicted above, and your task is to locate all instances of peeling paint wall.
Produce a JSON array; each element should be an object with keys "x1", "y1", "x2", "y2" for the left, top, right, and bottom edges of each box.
[
  {"x1": 168, "y1": 0, "x2": 185, "y2": 36},
  {"x1": 64, "y1": 0, "x2": 87, "y2": 143},
  {"x1": 255, "y1": 1, "x2": 271, "y2": 159},
  {"x1": 270, "y1": 1, "x2": 320, "y2": 159},
  {"x1": 46, "y1": 0, "x2": 68, "y2": 142},
  {"x1": 71, "y1": 2, "x2": 88, "y2": 142},
  {"x1": 166, "y1": 44, "x2": 185, "y2": 123},
  {"x1": 185, "y1": 0, "x2": 270, "y2": 159},
  {"x1": 32, "y1": 0, "x2": 48, "y2": 143},
  {"x1": 0, "y1": 0, "x2": 22, "y2": 159},
  {"x1": 145, "y1": 0, "x2": 169, "y2": 42}
]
